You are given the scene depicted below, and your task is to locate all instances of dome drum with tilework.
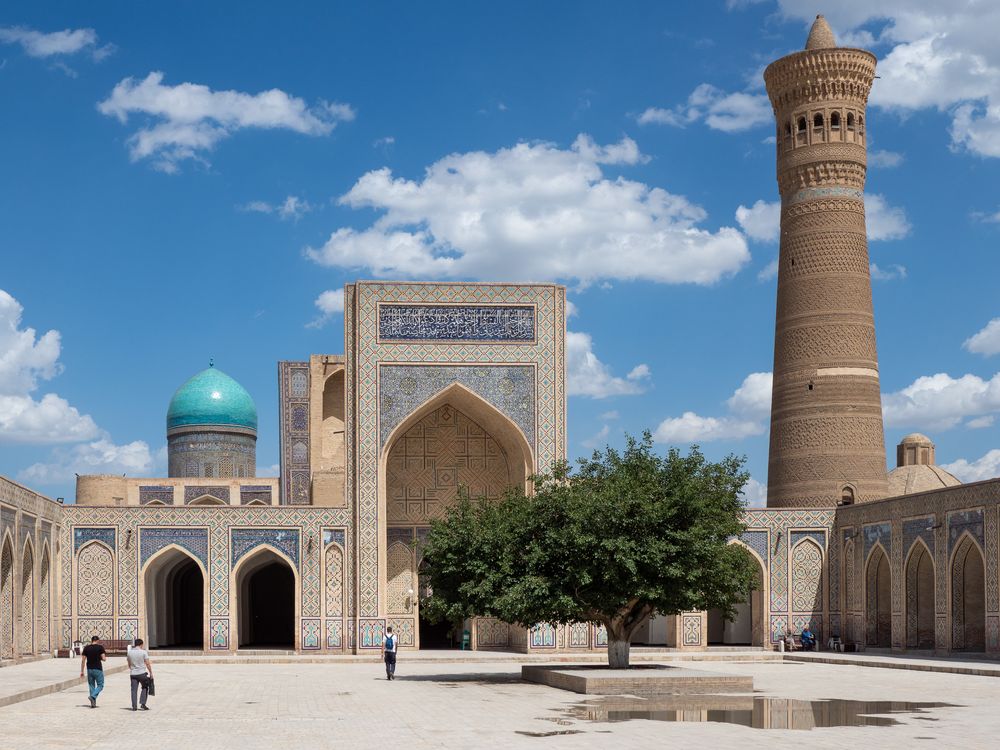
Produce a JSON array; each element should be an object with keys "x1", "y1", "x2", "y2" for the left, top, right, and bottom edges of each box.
[{"x1": 166, "y1": 366, "x2": 258, "y2": 479}]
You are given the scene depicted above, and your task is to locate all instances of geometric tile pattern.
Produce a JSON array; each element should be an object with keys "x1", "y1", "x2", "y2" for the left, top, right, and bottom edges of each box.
[
  {"x1": 74, "y1": 527, "x2": 115, "y2": 553},
  {"x1": 139, "y1": 527, "x2": 209, "y2": 569},
  {"x1": 530, "y1": 623, "x2": 556, "y2": 648},
  {"x1": 231, "y1": 528, "x2": 300, "y2": 567},
  {"x1": 210, "y1": 618, "x2": 229, "y2": 649},
  {"x1": 903, "y1": 517, "x2": 936, "y2": 558},
  {"x1": 790, "y1": 538, "x2": 823, "y2": 612},
  {"x1": 386, "y1": 404, "x2": 512, "y2": 525},
  {"x1": 379, "y1": 364, "x2": 535, "y2": 449},
  {"x1": 790, "y1": 530, "x2": 826, "y2": 549},
  {"x1": 738, "y1": 530, "x2": 769, "y2": 565},
  {"x1": 139, "y1": 486, "x2": 174, "y2": 505},
  {"x1": 184, "y1": 486, "x2": 230, "y2": 504},
  {"x1": 682, "y1": 614, "x2": 703, "y2": 646},
  {"x1": 378, "y1": 304, "x2": 536, "y2": 342},
  {"x1": 76, "y1": 542, "x2": 114, "y2": 616},
  {"x1": 948, "y1": 509, "x2": 984, "y2": 555},
  {"x1": 278, "y1": 361, "x2": 311, "y2": 505},
  {"x1": 346, "y1": 282, "x2": 567, "y2": 619},
  {"x1": 863, "y1": 522, "x2": 891, "y2": 561}
]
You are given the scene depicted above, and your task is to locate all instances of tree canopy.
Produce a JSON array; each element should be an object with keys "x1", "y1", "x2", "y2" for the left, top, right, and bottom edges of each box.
[{"x1": 419, "y1": 432, "x2": 757, "y2": 667}]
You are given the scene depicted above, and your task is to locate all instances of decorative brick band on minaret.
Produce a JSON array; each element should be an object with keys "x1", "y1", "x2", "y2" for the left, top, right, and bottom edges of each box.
[{"x1": 764, "y1": 15, "x2": 888, "y2": 508}]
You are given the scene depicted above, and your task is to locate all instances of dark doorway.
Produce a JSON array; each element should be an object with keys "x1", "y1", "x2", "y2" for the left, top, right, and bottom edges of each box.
[
  {"x1": 238, "y1": 553, "x2": 294, "y2": 648},
  {"x1": 146, "y1": 550, "x2": 204, "y2": 649},
  {"x1": 419, "y1": 612, "x2": 456, "y2": 649}
]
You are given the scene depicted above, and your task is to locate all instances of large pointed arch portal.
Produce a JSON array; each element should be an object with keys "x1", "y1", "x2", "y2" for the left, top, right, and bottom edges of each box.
[
  {"x1": 235, "y1": 548, "x2": 296, "y2": 649},
  {"x1": 380, "y1": 382, "x2": 533, "y2": 649},
  {"x1": 144, "y1": 547, "x2": 206, "y2": 649}
]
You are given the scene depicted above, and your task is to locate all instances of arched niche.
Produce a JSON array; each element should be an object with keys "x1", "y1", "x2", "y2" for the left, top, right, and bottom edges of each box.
[
  {"x1": 0, "y1": 534, "x2": 12, "y2": 660},
  {"x1": 142, "y1": 546, "x2": 207, "y2": 650},
  {"x1": 233, "y1": 546, "x2": 298, "y2": 649},
  {"x1": 380, "y1": 382, "x2": 533, "y2": 526},
  {"x1": 904, "y1": 539, "x2": 934, "y2": 650},
  {"x1": 707, "y1": 541, "x2": 767, "y2": 646},
  {"x1": 951, "y1": 534, "x2": 985, "y2": 652},
  {"x1": 19, "y1": 538, "x2": 34, "y2": 655},
  {"x1": 865, "y1": 544, "x2": 891, "y2": 648},
  {"x1": 188, "y1": 495, "x2": 227, "y2": 506},
  {"x1": 320, "y1": 369, "x2": 346, "y2": 471}
]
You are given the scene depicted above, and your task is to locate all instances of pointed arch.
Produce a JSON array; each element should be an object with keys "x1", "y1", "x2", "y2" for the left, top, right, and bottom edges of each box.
[
  {"x1": 843, "y1": 537, "x2": 858, "y2": 642},
  {"x1": 790, "y1": 538, "x2": 824, "y2": 615},
  {"x1": 323, "y1": 542, "x2": 345, "y2": 619},
  {"x1": 707, "y1": 539, "x2": 767, "y2": 646},
  {"x1": 76, "y1": 540, "x2": 115, "y2": 618},
  {"x1": 187, "y1": 495, "x2": 227, "y2": 506},
  {"x1": 864, "y1": 543, "x2": 891, "y2": 647},
  {"x1": 950, "y1": 532, "x2": 985, "y2": 651},
  {"x1": 386, "y1": 541, "x2": 414, "y2": 616},
  {"x1": 18, "y1": 536, "x2": 35, "y2": 655},
  {"x1": 231, "y1": 544, "x2": 299, "y2": 649},
  {"x1": 0, "y1": 532, "x2": 14, "y2": 659},
  {"x1": 142, "y1": 544, "x2": 207, "y2": 649},
  {"x1": 38, "y1": 538, "x2": 51, "y2": 654},
  {"x1": 904, "y1": 537, "x2": 935, "y2": 650}
]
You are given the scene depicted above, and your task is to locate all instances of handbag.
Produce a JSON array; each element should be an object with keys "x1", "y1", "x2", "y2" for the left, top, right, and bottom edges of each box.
[{"x1": 147, "y1": 677, "x2": 156, "y2": 697}]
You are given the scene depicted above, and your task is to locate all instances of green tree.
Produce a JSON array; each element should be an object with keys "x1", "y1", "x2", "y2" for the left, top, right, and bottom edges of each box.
[{"x1": 420, "y1": 433, "x2": 757, "y2": 668}]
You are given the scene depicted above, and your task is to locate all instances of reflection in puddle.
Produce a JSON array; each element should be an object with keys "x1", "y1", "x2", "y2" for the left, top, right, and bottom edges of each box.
[
  {"x1": 567, "y1": 696, "x2": 957, "y2": 730},
  {"x1": 516, "y1": 730, "x2": 584, "y2": 737}
]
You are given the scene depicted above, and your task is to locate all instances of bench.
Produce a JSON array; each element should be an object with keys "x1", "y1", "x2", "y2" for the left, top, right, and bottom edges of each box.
[{"x1": 60, "y1": 639, "x2": 132, "y2": 658}]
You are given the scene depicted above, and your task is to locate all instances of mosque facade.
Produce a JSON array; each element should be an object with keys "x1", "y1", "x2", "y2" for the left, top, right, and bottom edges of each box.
[{"x1": 3, "y1": 17, "x2": 1000, "y2": 661}]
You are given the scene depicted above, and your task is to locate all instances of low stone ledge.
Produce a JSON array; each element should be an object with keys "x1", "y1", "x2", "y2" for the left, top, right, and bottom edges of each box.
[{"x1": 521, "y1": 664, "x2": 753, "y2": 695}]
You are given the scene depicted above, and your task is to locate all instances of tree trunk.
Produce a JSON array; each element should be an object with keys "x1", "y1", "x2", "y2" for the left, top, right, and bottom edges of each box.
[{"x1": 607, "y1": 638, "x2": 630, "y2": 669}]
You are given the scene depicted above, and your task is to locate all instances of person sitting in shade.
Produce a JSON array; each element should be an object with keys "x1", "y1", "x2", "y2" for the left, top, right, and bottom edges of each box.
[{"x1": 800, "y1": 626, "x2": 816, "y2": 651}]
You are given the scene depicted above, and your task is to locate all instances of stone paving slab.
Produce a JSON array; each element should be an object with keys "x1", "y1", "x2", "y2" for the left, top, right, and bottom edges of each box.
[
  {"x1": 785, "y1": 651, "x2": 1000, "y2": 677},
  {"x1": 0, "y1": 657, "x2": 128, "y2": 708},
  {"x1": 522, "y1": 664, "x2": 754, "y2": 695},
  {"x1": 0, "y1": 659, "x2": 992, "y2": 749}
]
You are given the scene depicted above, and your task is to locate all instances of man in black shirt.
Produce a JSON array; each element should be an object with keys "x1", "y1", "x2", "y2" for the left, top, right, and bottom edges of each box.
[{"x1": 80, "y1": 635, "x2": 107, "y2": 708}]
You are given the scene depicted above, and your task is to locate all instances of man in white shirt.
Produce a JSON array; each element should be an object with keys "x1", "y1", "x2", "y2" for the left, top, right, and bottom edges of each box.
[
  {"x1": 382, "y1": 626, "x2": 398, "y2": 680},
  {"x1": 126, "y1": 639, "x2": 154, "y2": 711}
]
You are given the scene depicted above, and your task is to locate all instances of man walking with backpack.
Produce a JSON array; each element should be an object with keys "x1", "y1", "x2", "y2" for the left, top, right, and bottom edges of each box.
[{"x1": 382, "y1": 626, "x2": 398, "y2": 680}]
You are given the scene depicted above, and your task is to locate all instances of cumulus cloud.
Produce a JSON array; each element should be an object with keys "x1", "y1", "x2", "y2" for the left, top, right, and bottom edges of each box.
[
  {"x1": 765, "y1": 3, "x2": 1000, "y2": 159},
  {"x1": 942, "y1": 449, "x2": 1000, "y2": 483},
  {"x1": 864, "y1": 194, "x2": 911, "y2": 241},
  {"x1": 741, "y1": 477, "x2": 768, "y2": 508},
  {"x1": 965, "y1": 318, "x2": 1000, "y2": 357},
  {"x1": 567, "y1": 331, "x2": 650, "y2": 398},
  {"x1": 735, "y1": 200, "x2": 781, "y2": 242},
  {"x1": 18, "y1": 438, "x2": 154, "y2": 484},
  {"x1": 869, "y1": 149, "x2": 905, "y2": 168},
  {"x1": 882, "y1": 371, "x2": 1000, "y2": 431},
  {"x1": 306, "y1": 288, "x2": 345, "y2": 329},
  {"x1": 654, "y1": 371, "x2": 771, "y2": 443},
  {"x1": 638, "y1": 84, "x2": 772, "y2": 133},
  {"x1": 0, "y1": 290, "x2": 99, "y2": 443},
  {"x1": 240, "y1": 195, "x2": 312, "y2": 221},
  {"x1": 98, "y1": 72, "x2": 354, "y2": 172},
  {"x1": 305, "y1": 135, "x2": 750, "y2": 287},
  {"x1": 0, "y1": 26, "x2": 112, "y2": 60},
  {"x1": 582, "y1": 424, "x2": 611, "y2": 449},
  {"x1": 256, "y1": 463, "x2": 281, "y2": 477},
  {"x1": 869, "y1": 263, "x2": 907, "y2": 281}
]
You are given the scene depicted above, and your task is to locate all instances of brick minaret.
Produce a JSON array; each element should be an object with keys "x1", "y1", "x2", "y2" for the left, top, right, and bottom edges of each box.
[{"x1": 763, "y1": 15, "x2": 888, "y2": 508}]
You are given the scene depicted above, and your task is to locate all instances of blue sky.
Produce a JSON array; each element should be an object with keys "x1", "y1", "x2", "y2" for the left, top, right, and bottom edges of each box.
[{"x1": 2, "y1": 1, "x2": 1000, "y2": 503}]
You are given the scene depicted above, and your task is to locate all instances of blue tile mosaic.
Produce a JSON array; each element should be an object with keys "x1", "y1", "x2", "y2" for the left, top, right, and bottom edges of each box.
[
  {"x1": 74, "y1": 527, "x2": 116, "y2": 552},
  {"x1": 863, "y1": 522, "x2": 891, "y2": 560},
  {"x1": 735, "y1": 530, "x2": 769, "y2": 564},
  {"x1": 231, "y1": 528, "x2": 300, "y2": 567},
  {"x1": 948, "y1": 509, "x2": 985, "y2": 554},
  {"x1": 139, "y1": 527, "x2": 209, "y2": 569},
  {"x1": 378, "y1": 304, "x2": 535, "y2": 342},
  {"x1": 790, "y1": 530, "x2": 826, "y2": 549},
  {"x1": 240, "y1": 485, "x2": 273, "y2": 505},
  {"x1": 379, "y1": 364, "x2": 535, "y2": 449},
  {"x1": 387, "y1": 528, "x2": 413, "y2": 546},
  {"x1": 139, "y1": 486, "x2": 174, "y2": 505},
  {"x1": 184, "y1": 485, "x2": 230, "y2": 504},
  {"x1": 903, "y1": 516, "x2": 936, "y2": 557},
  {"x1": 323, "y1": 529, "x2": 346, "y2": 548}
]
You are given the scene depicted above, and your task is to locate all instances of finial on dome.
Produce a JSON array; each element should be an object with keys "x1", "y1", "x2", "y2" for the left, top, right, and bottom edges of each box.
[
  {"x1": 805, "y1": 14, "x2": 837, "y2": 50},
  {"x1": 209, "y1": 357, "x2": 214, "y2": 368}
]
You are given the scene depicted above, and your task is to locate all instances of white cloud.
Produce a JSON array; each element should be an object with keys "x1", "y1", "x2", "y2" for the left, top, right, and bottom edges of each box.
[
  {"x1": 654, "y1": 371, "x2": 771, "y2": 443},
  {"x1": 943, "y1": 449, "x2": 1000, "y2": 483},
  {"x1": 306, "y1": 288, "x2": 345, "y2": 329},
  {"x1": 653, "y1": 412, "x2": 764, "y2": 443},
  {"x1": 741, "y1": 477, "x2": 768, "y2": 508},
  {"x1": 869, "y1": 149, "x2": 904, "y2": 168},
  {"x1": 565, "y1": 299, "x2": 578, "y2": 318},
  {"x1": 600, "y1": 410, "x2": 620, "y2": 421},
  {"x1": 883, "y1": 371, "x2": 1000, "y2": 430},
  {"x1": 735, "y1": 200, "x2": 780, "y2": 242},
  {"x1": 769, "y1": 3, "x2": 1000, "y2": 159},
  {"x1": 373, "y1": 136, "x2": 395, "y2": 148},
  {"x1": 98, "y1": 72, "x2": 354, "y2": 172},
  {"x1": 18, "y1": 438, "x2": 154, "y2": 485},
  {"x1": 965, "y1": 318, "x2": 1000, "y2": 357},
  {"x1": 865, "y1": 194, "x2": 911, "y2": 240},
  {"x1": 306, "y1": 135, "x2": 749, "y2": 287},
  {"x1": 869, "y1": 263, "x2": 907, "y2": 281},
  {"x1": 240, "y1": 195, "x2": 312, "y2": 221},
  {"x1": 0, "y1": 26, "x2": 112, "y2": 60},
  {"x1": 726, "y1": 371, "x2": 773, "y2": 418},
  {"x1": 639, "y1": 84, "x2": 772, "y2": 133},
  {"x1": 967, "y1": 416, "x2": 995, "y2": 429},
  {"x1": 0, "y1": 290, "x2": 99, "y2": 444},
  {"x1": 567, "y1": 331, "x2": 650, "y2": 398},
  {"x1": 256, "y1": 463, "x2": 281, "y2": 477},
  {"x1": 757, "y1": 258, "x2": 779, "y2": 281}
]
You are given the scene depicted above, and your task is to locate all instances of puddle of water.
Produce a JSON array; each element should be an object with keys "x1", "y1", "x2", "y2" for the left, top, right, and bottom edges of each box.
[
  {"x1": 566, "y1": 696, "x2": 958, "y2": 731},
  {"x1": 516, "y1": 730, "x2": 584, "y2": 737}
]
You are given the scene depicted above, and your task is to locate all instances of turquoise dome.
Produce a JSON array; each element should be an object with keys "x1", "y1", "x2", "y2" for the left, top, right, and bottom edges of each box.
[{"x1": 166, "y1": 367, "x2": 258, "y2": 432}]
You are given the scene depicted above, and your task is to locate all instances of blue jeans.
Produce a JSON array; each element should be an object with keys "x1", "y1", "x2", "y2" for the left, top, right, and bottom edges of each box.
[{"x1": 87, "y1": 669, "x2": 105, "y2": 700}]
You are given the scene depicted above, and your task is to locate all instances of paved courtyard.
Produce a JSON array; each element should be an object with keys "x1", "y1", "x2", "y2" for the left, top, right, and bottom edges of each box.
[{"x1": 0, "y1": 657, "x2": 995, "y2": 749}]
